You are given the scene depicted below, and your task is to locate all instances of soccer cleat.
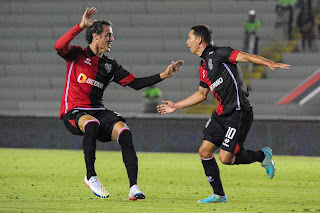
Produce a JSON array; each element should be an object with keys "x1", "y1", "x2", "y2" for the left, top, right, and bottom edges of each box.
[
  {"x1": 84, "y1": 175, "x2": 109, "y2": 198},
  {"x1": 197, "y1": 194, "x2": 227, "y2": 203},
  {"x1": 128, "y1": 185, "x2": 145, "y2": 201},
  {"x1": 261, "y1": 147, "x2": 276, "y2": 179}
]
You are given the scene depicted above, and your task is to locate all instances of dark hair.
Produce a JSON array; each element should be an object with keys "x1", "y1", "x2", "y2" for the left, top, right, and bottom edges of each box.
[
  {"x1": 191, "y1": 25, "x2": 213, "y2": 45},
  {"x1": 85, "y1": 20, "x2": 113, "y2": 44}
]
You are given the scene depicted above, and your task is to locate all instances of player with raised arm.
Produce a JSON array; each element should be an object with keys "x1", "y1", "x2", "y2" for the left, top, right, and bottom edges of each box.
[
  {"x1": 55, "y1": 7, "x2": 183, "y2": 200},
  {"x1": 157, "y1": 25, "x2": 290, "y2": 203}
]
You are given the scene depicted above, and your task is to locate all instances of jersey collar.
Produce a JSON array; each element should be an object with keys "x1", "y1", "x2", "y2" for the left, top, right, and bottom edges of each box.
[
  {"x1": 86, "y1": 46, "x2": 98, "y2": 57},
  {"x1": 200, "y1": 44, "x2": 213, "y2": 59}
]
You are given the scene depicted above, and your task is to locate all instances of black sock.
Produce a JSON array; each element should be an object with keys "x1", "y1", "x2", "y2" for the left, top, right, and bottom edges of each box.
[
  {"x1": 233, "y1": 150, "x2": 265, "y2": 165},
  {"x1": 82, "y1": 121, "x2": 99, "y2": 179},
  {"x1": 201, "y1": 157, "x2": 225, "y2": 196},
  {"x1": 118, "y1": 130, "x2": 138, "y2": 187}
]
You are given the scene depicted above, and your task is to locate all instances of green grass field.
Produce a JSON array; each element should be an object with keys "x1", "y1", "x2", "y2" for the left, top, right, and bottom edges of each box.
[{"x1": 0, "y1": 148, "x2": 319, "y2": 213}]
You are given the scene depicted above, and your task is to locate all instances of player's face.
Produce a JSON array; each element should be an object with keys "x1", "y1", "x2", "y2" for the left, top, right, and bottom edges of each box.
[
  {"x1": 186, "y1": 30, "x2": 200, "y2": 55},
  {"x1": 97, "y1": 25, "x2": 114, "y2": 52}
]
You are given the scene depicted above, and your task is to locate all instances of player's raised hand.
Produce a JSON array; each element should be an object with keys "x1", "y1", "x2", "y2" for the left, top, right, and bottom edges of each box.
[
  {"x1": 157, "y1": 100, "x2": 177, "y2": 114},
  {"x1": 268, "y1": 62, "x2": 290, "y2": 71},
  {"x1": 160, "y1": 60, "x2": 184, "y2": 79},
  {"x1": 79, "y1": 7, "x2": 97, "y2": 29}
]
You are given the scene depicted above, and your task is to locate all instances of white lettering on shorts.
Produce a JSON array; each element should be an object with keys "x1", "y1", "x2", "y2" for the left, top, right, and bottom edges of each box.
[
  {"x1": 222, "y1": 127, "x2": 237, "y2": 147},
  {"x1": 205, "y1": 118, "x2": 211, "y2": 128}
]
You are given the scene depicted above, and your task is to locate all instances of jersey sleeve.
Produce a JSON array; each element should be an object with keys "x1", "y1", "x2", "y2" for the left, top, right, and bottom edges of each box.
[
  {"x1": 54, "y1": 24, "x2": 83, "y2": 60},
  {"x1": 216, "y1": 47, "x2": 240, "y2": 65},
  {"x1": 112, "y1": 60, "x2": 136, "y2": 86},
  {"x1": 199, "y1": 81, "x2": 209, "y2": 88},
  {"x1": 59, "y1": 45, "x2": 83, "y2": 62},
  {"x1": 198, "y1": 60, "x2": 209, "y2": 88}
]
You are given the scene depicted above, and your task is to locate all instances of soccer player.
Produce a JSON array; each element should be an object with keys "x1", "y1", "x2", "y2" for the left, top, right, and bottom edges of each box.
[
  {"x1": 54, "y1": 7, "x2": 183, "y2": 200},
  {"x1": 157, "y1": 25, "x2": 290, "y2": 203}
]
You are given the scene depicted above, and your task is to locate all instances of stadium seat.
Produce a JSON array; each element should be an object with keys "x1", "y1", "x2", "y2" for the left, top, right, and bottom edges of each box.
[
  {"x1": 111, "y1": 39, "x2": 164, "y2": 53},
  {"x1": 282, "y1": 53, "x2": 320, "y2": 66},
  {"x1": 0, "y1": 39, "x2": 37, "y2": 52},
  {"x1": 250, "y1": 79, "x2": 301, "y2": 93},
  {"x1": 145, "y1": 1, "x2": 211, "y2": 14},
  {"x1": 0, "y1": 27, "x2": 52, "y2": 39},
  {"x1": 0, "y1": 14, "x2": 70, "y2": 27},
  {"x1": 210, "y1": 1, "x2": 277, "y2": 14},
  {"x1": 4, "y1": 64, "x2": 66, "y2": 77},
  {"x1": 10, "y1": 2, "x2": 85, "y2": 15},
  {"x1": 265, "y1": 66, "x2": 319, "y2": 79}
]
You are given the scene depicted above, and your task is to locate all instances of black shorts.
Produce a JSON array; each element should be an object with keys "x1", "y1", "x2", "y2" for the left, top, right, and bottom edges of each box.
[
  {"x1": 62, "y1": 108, "x2": 126, "y2": 142},
  {"x1": 203, "y1": 109, "x2": 253, "y2": 153}
]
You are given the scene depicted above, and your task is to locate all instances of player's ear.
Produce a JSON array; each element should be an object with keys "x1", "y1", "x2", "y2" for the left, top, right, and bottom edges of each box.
[
  {"x1": 92, "y1": 33, "x2": 99, "y2": 40},
  {"x1": 197, "y1": 36, "x2": 202, "y2": 44}
]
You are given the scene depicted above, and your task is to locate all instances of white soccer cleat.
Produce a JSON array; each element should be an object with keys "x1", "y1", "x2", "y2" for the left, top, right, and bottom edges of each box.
[
  {"x1": 128, "y1": 184, "x2": 145, "y2": 201},
  {"x1": 84, "y1": 176, "x2": 109, "y2": 198}
]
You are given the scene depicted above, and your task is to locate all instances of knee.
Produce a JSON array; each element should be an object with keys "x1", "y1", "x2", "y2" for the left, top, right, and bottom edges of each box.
[
  {"x1": 83, "y1": 120, "x2": 100, "y2": 136},
  {"x1": 118, "y1": 129, "x2": 133, "y2": 145},
  {"x1": 199, "y1": 147, "x2": 213, "y2": 159},
  {"x1": 219, "y1": 154, "x2": 233, "y2": 165}
]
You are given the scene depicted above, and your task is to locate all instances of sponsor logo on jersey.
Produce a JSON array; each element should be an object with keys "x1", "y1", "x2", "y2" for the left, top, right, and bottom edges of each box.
[
  {"x1": 208, "y1": 58, "x2": 213, "y2": 70},
  {"x1": 77, "y1": 73, "x2": 87, "y2": 83},
  {"x1": 84, "y1": 58, "x2": 91, "y2": 65},
  {"x1": 77, "y1": 73, "x2": 104, "y2": 89},
  {"x1": 104, "y1": 62, "x2": 112, "y2": 73},
  {"x1": 209, "y1": 77, "x2": 223, "y2": 91}
]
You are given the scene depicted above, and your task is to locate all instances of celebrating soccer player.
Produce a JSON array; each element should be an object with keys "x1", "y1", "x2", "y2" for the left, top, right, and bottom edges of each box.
[
  {"x1": 55, "y1": 7, "x2": 183, "y2": 200},
  {"x1": 157, "y1": 24, "x2": 290, "y2": 203}
]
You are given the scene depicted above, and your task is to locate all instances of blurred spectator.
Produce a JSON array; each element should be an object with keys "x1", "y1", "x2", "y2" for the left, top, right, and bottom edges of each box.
[
  {"x1": 296, "y1": 7, "x2": 315, "y2": 51},
  {"x1": 243, "y1": 10, "x2": 261, "y2": 55},
  {"x1": 143, "y1": 85, "x2": 162, "y2": 113},
  {"x1": 296, "y1": 0, "x2": 312, "y2": 11},
  {"x1": 315, "y1": 12, "x2": 320, "y2": 39},
  {"x1": 275, "y1": 0, "x2": 296, "y2": 40}
]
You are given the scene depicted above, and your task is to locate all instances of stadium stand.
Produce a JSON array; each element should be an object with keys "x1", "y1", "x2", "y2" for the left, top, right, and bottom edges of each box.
[{"x1": 0, "y1": 0, "x2": 319, "y2": 118}]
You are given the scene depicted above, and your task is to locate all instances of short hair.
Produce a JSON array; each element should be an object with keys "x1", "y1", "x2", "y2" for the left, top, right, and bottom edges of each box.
[
  {"x1": 191, "y1": 25, "x2": 213, "y2": 45},
  {"x1": 85, "y1": 20, "x2": 113, "y2": 44}
]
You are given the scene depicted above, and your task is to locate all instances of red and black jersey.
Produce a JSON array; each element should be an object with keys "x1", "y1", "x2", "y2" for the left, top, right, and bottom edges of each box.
[
  {"x1": 56, "y1": 25, "x2": 135, "y2": 118},
  {"x1": 199, "y1": 44, "x2": 251, "y2": 116}
]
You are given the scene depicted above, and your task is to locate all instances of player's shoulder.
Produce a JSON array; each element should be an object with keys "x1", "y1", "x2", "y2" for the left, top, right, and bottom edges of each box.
[
  {"x1": 71, "y1": 45, "x2": 84, "y2": 51},
  {"x1": 212, "y1": 46, "x2": 233, "y2": 54},
  {"x1": 207, "y1": 46, "x2": 234, "y2": 60}
]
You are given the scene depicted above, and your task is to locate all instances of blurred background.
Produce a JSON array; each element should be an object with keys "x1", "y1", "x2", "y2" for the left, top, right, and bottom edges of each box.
[{"x1": 0, "y1": 0, "x2": 319, "y2": 156}]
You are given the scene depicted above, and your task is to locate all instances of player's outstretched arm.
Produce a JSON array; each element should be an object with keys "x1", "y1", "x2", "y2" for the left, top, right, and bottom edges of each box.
[
  {"x1": 235, "y1": 51, "x2": 290, "y2": 70},
  {"x1": 160, "y1": 60, "x2": 184, "y2": 79},
  {"x1": 55, "y1": 7, "x2": 97, "y2": 56},
  {"x1": 157, "y1": 87, "x2": 209, "y2": 114},
  {"x1": 127, "y1": 60, "x2": 183, "y2": 90}
]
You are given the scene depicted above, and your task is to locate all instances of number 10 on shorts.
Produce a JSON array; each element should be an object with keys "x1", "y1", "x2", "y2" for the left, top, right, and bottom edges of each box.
[{"x1": 222, "y1": 127, "x2": 236, "y2": 148}]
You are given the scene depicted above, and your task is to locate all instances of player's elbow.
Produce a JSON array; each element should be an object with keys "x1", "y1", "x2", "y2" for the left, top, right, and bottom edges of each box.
[
  {"x1": 54, "y1": 41, "x2": 70, "y2": 56},
  {"x1": 54, "y1": 41, "x2": 63, "y2": 51},
  {"x1": 199, "y1": 93, "x2": 208, "y2": 102},
  {"x1": 129, "y1": 84, "x2": 143, "y2": 90}
]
